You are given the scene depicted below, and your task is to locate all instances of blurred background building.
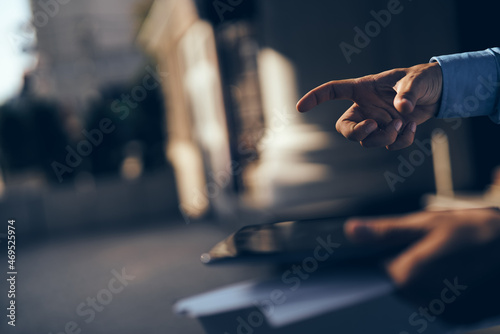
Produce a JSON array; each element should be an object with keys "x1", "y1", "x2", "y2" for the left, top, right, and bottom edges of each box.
[
  {"x1": 32, "y1": 0, "x2": 148, "y2": 110},
  {"x1": 0, "y1": 0, "x2": 178, "y2": 234}
]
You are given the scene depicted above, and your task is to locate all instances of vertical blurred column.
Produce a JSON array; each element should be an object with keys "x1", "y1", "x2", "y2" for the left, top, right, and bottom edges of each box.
[{"x1": 141, "y1": 0, "x2": 268, "y2": 223}]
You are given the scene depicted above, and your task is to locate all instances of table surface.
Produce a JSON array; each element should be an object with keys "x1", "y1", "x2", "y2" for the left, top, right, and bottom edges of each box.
[
  {"x1": 0, "y1": 221, "x2": 275, "y2": 334},
  {"x1": 1, "y1": 220, "x2": 500, "y2": 334}
]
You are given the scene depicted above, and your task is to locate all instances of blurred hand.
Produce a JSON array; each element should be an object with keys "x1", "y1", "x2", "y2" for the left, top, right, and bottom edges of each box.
[
  {"x1": 296, "y1": 63, "x2": 443, "y2": 150},
  {"x1": 345, "y1": 208, "x2": 500, "y2": 324}
]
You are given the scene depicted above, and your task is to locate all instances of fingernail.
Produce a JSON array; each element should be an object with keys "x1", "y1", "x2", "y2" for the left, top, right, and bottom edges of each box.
[
  {"x1": 409, "y1": 122, "x2": 417, "y2": 133},
  {"x1": 394, "y1": 119, "x2": 403, "y2": 132},
  {"x1": 365, "y1": 122, "x2": 378, "y2": 134}
]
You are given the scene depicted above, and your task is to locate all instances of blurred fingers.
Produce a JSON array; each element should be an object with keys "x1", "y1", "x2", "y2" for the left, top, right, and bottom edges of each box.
[
  {"x1": 344, "y1": 211, "x2": 434, "y2": 245},
  {"x1": 386, "y1": 231, "x2": 451, "y2": 288}
]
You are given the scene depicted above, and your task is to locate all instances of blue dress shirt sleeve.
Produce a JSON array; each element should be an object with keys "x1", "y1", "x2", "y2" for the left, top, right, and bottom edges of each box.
[{"x1": 430, "y1": 48, "x2": 500, "y2": 123}]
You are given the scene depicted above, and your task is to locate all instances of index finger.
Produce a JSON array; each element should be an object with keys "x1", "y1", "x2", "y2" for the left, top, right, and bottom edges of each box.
[{"x1": 296, "y1": 79, "x2": 358, "y2": 113}]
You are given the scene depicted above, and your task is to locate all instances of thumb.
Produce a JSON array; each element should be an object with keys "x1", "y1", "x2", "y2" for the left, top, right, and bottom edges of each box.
[
  {"x1": 385, "y1": 230, "x2": 449, "y2": 288},
  {"x1": 393, "y1": 74, "x2": 426, "y2": 114}
]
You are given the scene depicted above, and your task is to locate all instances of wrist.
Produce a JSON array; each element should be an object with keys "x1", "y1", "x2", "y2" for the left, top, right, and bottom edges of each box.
[{"x1": 427, "y1": 62, "x2": 443, "y2": 117}]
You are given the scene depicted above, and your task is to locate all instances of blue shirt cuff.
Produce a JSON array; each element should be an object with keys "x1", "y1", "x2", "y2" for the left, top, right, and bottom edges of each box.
[{"x1": 430, "y1": 48, "x2": 500, "y2": 123}]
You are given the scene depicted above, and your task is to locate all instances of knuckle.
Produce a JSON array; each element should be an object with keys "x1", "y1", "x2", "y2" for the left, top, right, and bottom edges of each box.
[{"x1": 335, "y1": 120, "x2": 342, "y2": 134}]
